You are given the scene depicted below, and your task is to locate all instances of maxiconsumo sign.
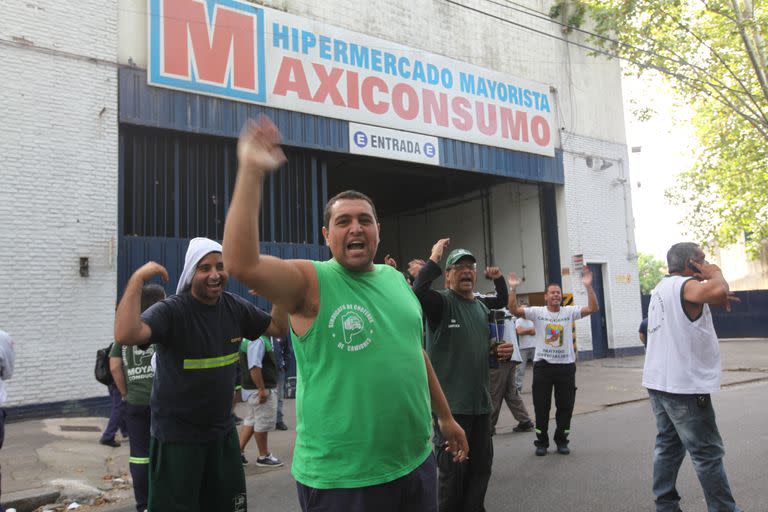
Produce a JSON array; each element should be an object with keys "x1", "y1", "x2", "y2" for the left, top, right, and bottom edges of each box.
[{"x1": 149, "y1": 0, "x2": 555, "y2": 157}]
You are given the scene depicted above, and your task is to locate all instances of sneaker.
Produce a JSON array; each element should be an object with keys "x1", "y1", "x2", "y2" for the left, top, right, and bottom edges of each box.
[
  {"x1": 99, "y1": 438, "x2": 120, "y2": 448},
  {"x1": 512, "y1": 421, "x2": 534, "y2": 433},
  {"x1": 535, "y1": 445, "x2": 547, "y2": 456},
  {"x1": 556, "y1": 444, "x2": 571, "y2": 455},
  {"x1": 275, "y1": 421, "x2": 288, "y2": 431},
  {"x1": 256, "y1": 453, "x2": 284, "y2": 467},
  {"x1": 240, "y1": 452, "x2": 249, "y2": 465}
]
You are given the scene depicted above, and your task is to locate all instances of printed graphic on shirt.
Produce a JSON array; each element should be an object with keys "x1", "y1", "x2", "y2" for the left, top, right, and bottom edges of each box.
[
  {"x1": 128, "y1": 345, "x2": 154, "y2": 367},
  {"x1": 328, "y1": 304, "x2": 375, "y2": 353},
  {"x1": 233, "y1": 492, "x2": 247, "y2": 512},
  {"x1": 545, "y1": 323, "x2": 564, "y2": 347},
  {"x1": 448, "y1": 318, "x2": 462, "y2": 329}
]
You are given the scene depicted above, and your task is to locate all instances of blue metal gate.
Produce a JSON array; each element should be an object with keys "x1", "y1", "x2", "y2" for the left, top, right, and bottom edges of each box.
[{"x1": 118, "y1": 126, "x2": 330, "y2": 305}]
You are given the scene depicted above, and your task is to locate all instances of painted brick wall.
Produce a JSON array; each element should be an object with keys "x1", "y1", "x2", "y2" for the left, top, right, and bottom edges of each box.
[
  {"x1": 558, "y1": 132, "x2": 643, "y2": 352},
  {"x1": 0, "y1": 1, "x2": 119, "y2": 406}
]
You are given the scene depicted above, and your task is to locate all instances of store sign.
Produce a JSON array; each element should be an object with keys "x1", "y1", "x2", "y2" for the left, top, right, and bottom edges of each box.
[
  {"x1": 148, "y1": 0, "x2": 555, "y2": 157},
  {"x1": 349, "y1": 123, "x2": 439, "y2": 165}
]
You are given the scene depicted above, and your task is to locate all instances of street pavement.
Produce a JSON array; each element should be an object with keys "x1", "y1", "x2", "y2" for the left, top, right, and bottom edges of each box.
[{"x1": 3, "y1": 339, "x2": 767, "y2": 511}]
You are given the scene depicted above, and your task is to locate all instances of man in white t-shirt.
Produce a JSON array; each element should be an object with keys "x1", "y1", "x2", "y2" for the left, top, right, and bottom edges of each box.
[
  {"x1": 508, "y1": 270, "x2": 598, "y2": 456},
  {"x1": 643, "y1": 242, "x2": 742, "y2": 512},
  {"x1": 513, "y1": 302, "x2": 536, "y2": 393}
]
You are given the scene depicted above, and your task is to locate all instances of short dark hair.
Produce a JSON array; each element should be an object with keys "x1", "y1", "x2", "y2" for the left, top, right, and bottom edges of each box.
[
  {"x1": 141, "y1": 284, "x2": 166, "y2": 312},
  {"x1": 323, "y1": 190, "x2": 378, "y2": 227},
  {"x1": 667, "y1": 242, "x2": 700, "y2": 273},
  {"x1": 545, "y1": 282, "x2": 562, "y2": 293}
]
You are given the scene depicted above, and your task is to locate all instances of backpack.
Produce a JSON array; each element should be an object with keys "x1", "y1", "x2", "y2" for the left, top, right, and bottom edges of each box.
[
  {"x1": 94, "y1": 343, "x2": 114, "y2": 386},
  {"x1": 240, "y1": 338, "x2": 278, "y2": 390}
]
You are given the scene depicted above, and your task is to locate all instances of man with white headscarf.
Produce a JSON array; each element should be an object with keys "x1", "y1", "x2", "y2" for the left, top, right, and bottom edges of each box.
[
  {"x1": 114, "y1": 237, "x2": 288, "y2": 512},
  {"x1": 0, "y1": 329, "x2": 15, "y2": 510}
]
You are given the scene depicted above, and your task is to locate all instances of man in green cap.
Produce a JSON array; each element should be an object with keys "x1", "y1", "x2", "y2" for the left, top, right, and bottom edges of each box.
[{"x1": 413, "y1": 238, "x2": 511, "y2": 512}]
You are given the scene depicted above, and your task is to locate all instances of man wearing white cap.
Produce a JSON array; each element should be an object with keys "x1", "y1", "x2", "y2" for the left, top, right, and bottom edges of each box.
[{"x1": 114, "y1": 237, "x2": 287, "y2": 512}]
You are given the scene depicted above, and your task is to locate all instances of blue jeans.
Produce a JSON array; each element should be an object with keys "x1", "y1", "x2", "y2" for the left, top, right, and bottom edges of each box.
[
  {"x1": 101, "y1": 384, "x2": 127, "y2": 442},
  {"x1": 648, "y1": 389, "x2": 741, "y2": 512}
]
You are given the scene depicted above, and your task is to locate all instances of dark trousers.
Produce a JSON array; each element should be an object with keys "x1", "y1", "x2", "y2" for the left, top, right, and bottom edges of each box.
[
  {"x1": 434, "y1": 414, "x2": 492, "y2": 512},
  {"x1": 148, "y1": 429, "x2": 246, "y2": 512},
  {"x1": 296, "y1": 453, "x2": 436, "y2": 512},
  {"x1": 101, "y1": 384, "x2": 127, "y2": 442},
  {"x1": 532, "y1": 362, "x2": 576, "y2": 448},
  {"x1": 125, "y1": 403, "x2": 151, "y2": 512}
]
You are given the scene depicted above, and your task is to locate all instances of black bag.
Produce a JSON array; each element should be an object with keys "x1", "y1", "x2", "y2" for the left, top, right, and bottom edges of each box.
[
  {"x1": 240, "y1": 343, "x2": 279, "y2": 390},
  {"x1": 94, "y1": 343, "x2": 114, "y2": 386}
]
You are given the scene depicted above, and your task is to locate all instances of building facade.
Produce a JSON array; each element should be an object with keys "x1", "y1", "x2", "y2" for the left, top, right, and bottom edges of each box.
[{"x1": 1, "y1": 0, "x2": 642, "y2": 410}]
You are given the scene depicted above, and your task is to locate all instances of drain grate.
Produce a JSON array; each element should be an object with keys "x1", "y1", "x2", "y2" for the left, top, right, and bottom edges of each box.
[{"x1": 60, "y1": 425, "x2": 101, "y2": 432}]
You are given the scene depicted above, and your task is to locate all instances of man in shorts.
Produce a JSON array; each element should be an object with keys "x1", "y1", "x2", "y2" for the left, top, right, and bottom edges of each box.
[{"x1": 238, "y1": 336, "x2": 282, "y2": 467}]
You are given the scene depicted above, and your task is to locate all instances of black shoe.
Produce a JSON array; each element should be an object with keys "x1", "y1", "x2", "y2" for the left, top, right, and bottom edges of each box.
[
  {"x1": 513, "y1": 421, "x2": 534, "y2": 433},
  {"x1": 535, "y1": 446, "x2": 547, "y2": 456},
  {"x1": 556, "y1": 444, "x2": 570, "y2": 455},
  {"x1": 275, "y1": 421, "x2": 288, "y2": 431},
  {"x1": 241, "y1": 452, "x2": 249, "y2": 465},
  {"x1": 99, "y1": 438, "x2": 120, "y2": 448}
]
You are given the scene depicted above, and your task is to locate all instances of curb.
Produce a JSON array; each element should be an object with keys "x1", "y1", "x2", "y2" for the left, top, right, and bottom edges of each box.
[{"x1": 3, "y1": 487, "x2": 60, "y2": 512}]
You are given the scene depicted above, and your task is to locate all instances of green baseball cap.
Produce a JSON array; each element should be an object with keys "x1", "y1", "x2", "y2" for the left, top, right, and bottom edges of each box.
[{"x1": 446, "y1": 248, "x2": 476, "y2": 267}]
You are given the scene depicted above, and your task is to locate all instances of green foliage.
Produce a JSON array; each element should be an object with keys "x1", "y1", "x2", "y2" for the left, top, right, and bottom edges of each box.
[
  {"x1": 637, "y1": 252, "x2": 666, "y2": 295},
  {"x1": 553, "y1": 1, "x2": 768, "y2": 255}
]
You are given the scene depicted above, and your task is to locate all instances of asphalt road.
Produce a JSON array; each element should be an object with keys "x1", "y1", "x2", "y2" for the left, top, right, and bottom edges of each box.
[{"x1": 245, "y1": 380, "x2": 768, "y2": 511}]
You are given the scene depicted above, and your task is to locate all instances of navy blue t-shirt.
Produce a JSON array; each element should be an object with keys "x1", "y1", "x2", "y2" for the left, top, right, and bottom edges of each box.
[{"x1": 142, "y1": 291, "x2": 271, "y2": 442}]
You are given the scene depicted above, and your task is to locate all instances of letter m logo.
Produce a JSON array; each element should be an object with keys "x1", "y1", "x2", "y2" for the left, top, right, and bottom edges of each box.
[{"x1": 149, "y1": 0, "x2": 266, "y2": 103}]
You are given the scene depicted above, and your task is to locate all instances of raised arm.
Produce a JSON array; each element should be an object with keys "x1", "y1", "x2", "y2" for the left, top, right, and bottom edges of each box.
[
  {"x1": 413, "y1": 239, "x2": 450, "y2": 327},
  {"x1": 479, "y1": 267, "x2": 508, "y2": 309},
  {"x1": 682, "y1": 260, "x2": 740, "y2": 316},
  {"x1": 580, "y1": 267, "x2": 599, "y2": 317},
  {"x1": 223, "y1": 117, "x2": 312, "y2": 313},
  {"x1": 115, "y1": 262, "x2": 168, "y2": 346},
  {"x1": 506, "y1": 272, "x2": 526, "y2": 317}
]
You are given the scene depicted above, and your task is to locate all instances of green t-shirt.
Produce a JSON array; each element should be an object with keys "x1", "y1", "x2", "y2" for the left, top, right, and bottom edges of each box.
[
  {"x1": 426, "y1": 290, "x2": 492, "y2": 415},
  {"x1": 290, "y1": 259, "x2": 432, "y2": 489},
  {"x1": 110, "y1": 342, "x2": 155, "y2": 406}
]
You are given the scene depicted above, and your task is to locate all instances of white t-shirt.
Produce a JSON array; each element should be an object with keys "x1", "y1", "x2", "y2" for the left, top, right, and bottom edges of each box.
[
  {"x1": 515, "y1": 318, "x2": 537, "y2": 350},
  {"x1": 524, "y1": 306, "x2": 582, "y2": 364},
  {"x1": 241, "y1": 338, "x2": 266, "y2": 401},
  {"x1": 642, "y1": 275, "x2": 721, "y2": 394}
]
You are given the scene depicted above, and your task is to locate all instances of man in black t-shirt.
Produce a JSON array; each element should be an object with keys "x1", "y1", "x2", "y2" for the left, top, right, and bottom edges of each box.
[{"x1": 115, "y1": 237, "x2": 288, "y2": 512}]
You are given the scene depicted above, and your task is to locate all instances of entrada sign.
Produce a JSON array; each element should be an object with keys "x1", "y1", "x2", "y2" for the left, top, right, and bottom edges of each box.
[{"x1": 149, "y1": 0, "x2": 555, "y2": 157}]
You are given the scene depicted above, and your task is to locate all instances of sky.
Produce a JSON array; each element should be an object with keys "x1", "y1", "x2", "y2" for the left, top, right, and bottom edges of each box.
[{"x1": 623, "y1": 72, "x2": 696, "y2": 262}]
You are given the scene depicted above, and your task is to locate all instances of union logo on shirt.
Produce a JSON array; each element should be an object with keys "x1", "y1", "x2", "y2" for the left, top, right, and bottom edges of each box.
[
  {"x1": 545, "y1": 323, "x2": 564, "y2": 347},
  {"x1": 328, "y1": 303, "x2": 376, "y2": 353}
]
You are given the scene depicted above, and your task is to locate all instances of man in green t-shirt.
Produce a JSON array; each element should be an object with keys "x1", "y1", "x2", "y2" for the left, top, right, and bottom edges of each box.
[
  {"x1": 223, "y1": 117, "x2": 469, "y2": 512},
  {"x1": 110, "y1": 284, "x2": 166, "y2": 512},
  {"x1": 414, "y1": 239, "x2": 512, "y2": 512}
]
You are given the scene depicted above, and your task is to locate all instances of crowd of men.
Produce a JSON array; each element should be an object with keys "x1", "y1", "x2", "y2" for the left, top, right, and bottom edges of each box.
[{"x1": 90, "y1": 116, "x2": 744, "y2": 512}]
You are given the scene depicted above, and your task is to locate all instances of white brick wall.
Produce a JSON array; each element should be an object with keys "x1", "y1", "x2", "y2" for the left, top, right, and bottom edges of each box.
[
  {"x1": 559, "y1": 132, "x2": 643, "y2": 352},
  {"x1": 0, "y1": 1, "x2": 118, "y2": 406}
]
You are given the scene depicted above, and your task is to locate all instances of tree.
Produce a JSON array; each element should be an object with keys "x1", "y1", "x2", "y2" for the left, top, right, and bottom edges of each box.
[
  {"x1": 637, "y1": 252, "x2": 666, "y2": 295},
  {"x1": 551, "y1": 1, "x2": 768, "y2": 255}
]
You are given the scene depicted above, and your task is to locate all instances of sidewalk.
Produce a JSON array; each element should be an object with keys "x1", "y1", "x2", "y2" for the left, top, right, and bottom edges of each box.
[{"x1": 3, "y1": 339, "x2": 767, "y2": 512}]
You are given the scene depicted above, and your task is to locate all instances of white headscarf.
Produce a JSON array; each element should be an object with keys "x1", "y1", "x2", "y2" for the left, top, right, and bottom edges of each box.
[{"x1": 176, "y1": 237, "x2": 223, "y2": 295}]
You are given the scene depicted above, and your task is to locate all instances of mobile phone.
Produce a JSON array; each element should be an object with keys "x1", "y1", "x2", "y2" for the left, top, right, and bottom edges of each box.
[{"x1": 687, "y1": 259, "x2": 699, "y2": 272}]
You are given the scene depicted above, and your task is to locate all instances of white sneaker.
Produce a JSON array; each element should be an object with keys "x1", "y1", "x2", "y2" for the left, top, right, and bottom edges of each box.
[{"x1": 255, "y1": 453, "x2": 283, "y2": 467}]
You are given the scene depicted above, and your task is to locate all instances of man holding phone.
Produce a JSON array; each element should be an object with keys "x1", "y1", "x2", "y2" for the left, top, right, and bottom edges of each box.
[{"x1": 643, "y1": 242, "x2": 742, "y2": 512}]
